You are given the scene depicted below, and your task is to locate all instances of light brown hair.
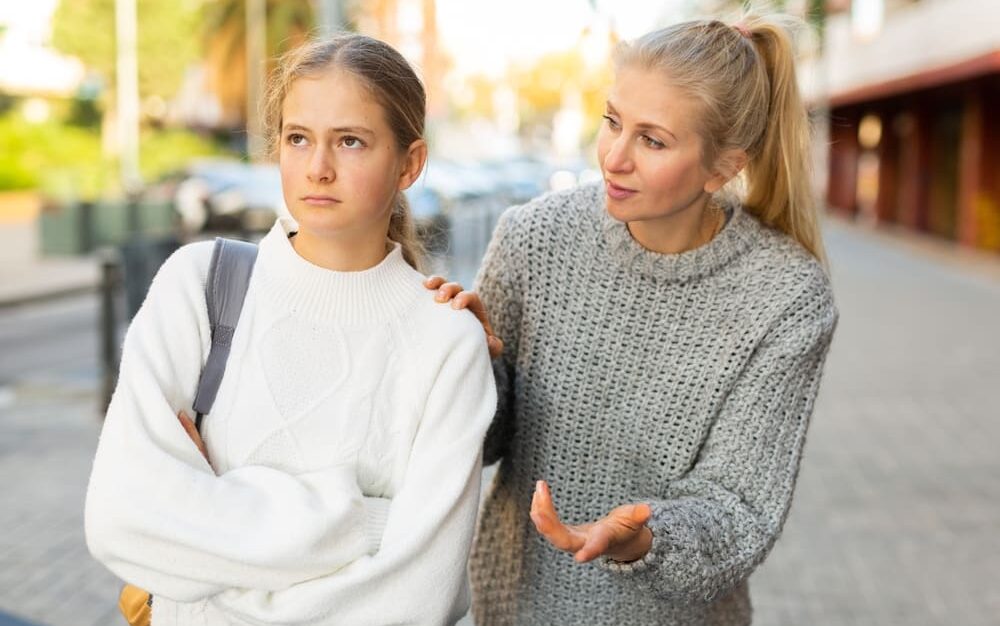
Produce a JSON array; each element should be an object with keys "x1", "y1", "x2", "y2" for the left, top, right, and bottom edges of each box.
[
  {"x1": 616, "y1": 16, "x2": 826, "y2": 262},
  {"x1": 262, "y1": 33, "x2": 427, "y2": 270}
]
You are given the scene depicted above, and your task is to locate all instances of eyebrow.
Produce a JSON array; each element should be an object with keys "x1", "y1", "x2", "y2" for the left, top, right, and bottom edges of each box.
[
  {"x1": 283, "y1": 122, "x2": 375, "y2": 137},
  {"x1": 606, "y1": 101, "x2": 678, "y2": 142}
]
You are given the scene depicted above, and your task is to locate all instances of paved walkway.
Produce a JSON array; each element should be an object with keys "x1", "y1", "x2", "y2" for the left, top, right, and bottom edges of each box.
[
  {"x1": 0, "y1": 217, "x2": 998, "y2": 625},
  {"x1": 750, "y1": 219, "x2": 1000, "y2": 625},
  {"x1": 0, "y1": 213, "x2": 99, "y2": 309}
]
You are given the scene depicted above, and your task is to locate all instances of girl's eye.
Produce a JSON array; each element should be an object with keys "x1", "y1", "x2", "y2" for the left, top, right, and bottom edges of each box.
[
  {"x1": 341, "y1": 136, "x2": 365, "y2": 149},
  {"x1": 602, "y1": 114, "x2": 620, "y2": 130},
  {"x1": 287, "y1": 133, "x2": 307, "y2": 146},
  {"x1": 642, "y1": 135, "x2": 666, "y2": 149}
]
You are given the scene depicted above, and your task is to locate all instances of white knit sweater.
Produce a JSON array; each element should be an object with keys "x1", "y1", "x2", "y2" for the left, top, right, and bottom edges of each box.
[{"x1": 85, "y1": 219, "x2": 497, "y2": 625}]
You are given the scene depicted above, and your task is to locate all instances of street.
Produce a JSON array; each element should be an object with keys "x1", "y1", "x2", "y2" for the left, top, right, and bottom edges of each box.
[
  {"x1": 0, "y1": 295, "x2": 108, "y2": 386},
  {"x1": 1, "y1": 218, "x2": 998, "y2": 625}
]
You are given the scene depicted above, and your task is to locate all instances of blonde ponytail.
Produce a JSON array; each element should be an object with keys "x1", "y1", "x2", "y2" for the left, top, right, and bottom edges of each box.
[
  {"x1": 742, "y1": 19, "x2": 826, "y2": 263},
  {"x1": 616, "y1": 16, "x2": 827, "y2": 263},
  {"x1": 388, "y1": 193, "x2": 426, "y2": 272}
]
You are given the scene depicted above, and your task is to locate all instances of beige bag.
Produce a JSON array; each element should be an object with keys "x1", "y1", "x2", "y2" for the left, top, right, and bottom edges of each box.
[{"x1": 118, "y1": 584, "x2": 152, "y2": 626}]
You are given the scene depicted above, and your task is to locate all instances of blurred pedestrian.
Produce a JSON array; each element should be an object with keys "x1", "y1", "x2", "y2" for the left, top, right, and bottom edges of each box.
[
  {"x1": 427, "y1": 15, "x2": 838, "y2": 625},
  {"x1": 86, "y1": 34, "x2": 495, "y2": 625}
]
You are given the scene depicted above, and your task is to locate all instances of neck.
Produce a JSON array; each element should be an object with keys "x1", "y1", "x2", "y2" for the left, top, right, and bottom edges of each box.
[
  {"x1": 290, "y1": 229, "x2": 390, "y2": 271},
  {"x1": 627, "y1": 193, "x2": 719, "y2": 255}
]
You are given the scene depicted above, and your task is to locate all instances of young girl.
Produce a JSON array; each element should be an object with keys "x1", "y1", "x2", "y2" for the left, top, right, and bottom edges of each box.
[
  {"x1": 86, "y1": 34, "x2": 496, "y2": 625},
  {"x1": 428, "y1": 16, "x2": 838, "y2": 625}
]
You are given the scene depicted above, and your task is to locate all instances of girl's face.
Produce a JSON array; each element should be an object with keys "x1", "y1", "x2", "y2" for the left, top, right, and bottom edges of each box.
[
  {"x1": 597, "y1": 65, "x2": 728, "y2": 225},
  {"x1": 278, "y1": 67, "x2": 419, "y2": 241}
]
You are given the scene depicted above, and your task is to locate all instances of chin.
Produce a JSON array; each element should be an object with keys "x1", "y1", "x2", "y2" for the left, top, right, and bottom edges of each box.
[
  {"x1": 603, "y1": 196, "x2": 637, "y2": 223},
  {"x1": 289, "y1": 216, "x2": 345, "y2": 239}
]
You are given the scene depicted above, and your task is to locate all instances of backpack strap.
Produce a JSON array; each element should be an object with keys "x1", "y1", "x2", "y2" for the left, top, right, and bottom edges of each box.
[{"x1": 192, "y1": 237, "x2": 258, "y2": 431}]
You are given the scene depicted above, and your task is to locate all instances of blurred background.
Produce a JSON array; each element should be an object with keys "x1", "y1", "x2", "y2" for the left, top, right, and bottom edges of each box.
[{"x1": 0, "y1": 1, "x2": 997, "y2": 625}]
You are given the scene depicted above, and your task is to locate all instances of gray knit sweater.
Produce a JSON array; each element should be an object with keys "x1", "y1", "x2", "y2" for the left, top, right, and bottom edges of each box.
[{"x1": 468, "y1": 182, "x2": 837, "y2": 626}]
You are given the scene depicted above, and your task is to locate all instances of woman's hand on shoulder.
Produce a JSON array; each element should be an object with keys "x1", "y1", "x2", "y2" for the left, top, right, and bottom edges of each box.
[
  {"x1": 531, "y1": 480, "x2": 652, "y2": 564},
  {"x1": 423, "y1": 275, "x2": 503, "y2": 359}
]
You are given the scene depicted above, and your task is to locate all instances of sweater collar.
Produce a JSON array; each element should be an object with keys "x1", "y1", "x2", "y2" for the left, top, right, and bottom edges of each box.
[
  {"x1": 255, "y1": 218, "x2": 423, "y2": 323},
  {"x1": 599, "y1": 194, "x2": 762, "y2": 283}
]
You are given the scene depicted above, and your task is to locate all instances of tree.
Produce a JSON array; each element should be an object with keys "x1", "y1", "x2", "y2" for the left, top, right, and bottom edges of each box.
[
  {"x1": 51, "y1": 0, "x2": 203, "y2": 104},
  {"x1": 202, "y1": 0, "x2": 316, "y2": 127}
]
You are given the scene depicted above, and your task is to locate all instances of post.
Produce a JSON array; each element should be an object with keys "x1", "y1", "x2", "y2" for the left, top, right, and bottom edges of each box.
[
  {"x1": 316, "y1": 0, "x2": 344, "y2": 35},
  {"x1": 100, "y1": 250, "x2": 122, "y2": 414},
  {"x1": 245, "y1": 0, "x2": 267, "y2": 161},
  {"x1": 115, "y1": 0, "x2": 142, "y2": 192},
  {"x1": 78, "y1": 201, "x2": 95, "y2": 253}
]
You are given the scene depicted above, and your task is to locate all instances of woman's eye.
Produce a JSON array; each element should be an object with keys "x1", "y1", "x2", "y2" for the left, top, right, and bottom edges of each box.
[
  {"x1": 341, "y1": 136, "x2": 365, "y2": 149},
  {"x1": 642, "y1": 135, "x2": 665, "y2": 149},
  {"x1": 602, "y1": 114, "x2": 620, "y2": 130},
  {"x1": 287, "y1": 133, "x2": 307, "y2": 146}
]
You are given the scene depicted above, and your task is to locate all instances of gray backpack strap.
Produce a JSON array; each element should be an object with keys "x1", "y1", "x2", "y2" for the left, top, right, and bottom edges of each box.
[{"x1": 192, "y1": 238, "x2": 258, "y2": 430}]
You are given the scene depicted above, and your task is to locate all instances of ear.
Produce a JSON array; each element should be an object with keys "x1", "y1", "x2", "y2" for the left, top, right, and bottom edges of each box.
[
  {"x1": 704, "y1": 148, "x2": 748, "y2": 194},
  {"x1": 397, "y1": 139, "x2": 428, "y2": 191}
]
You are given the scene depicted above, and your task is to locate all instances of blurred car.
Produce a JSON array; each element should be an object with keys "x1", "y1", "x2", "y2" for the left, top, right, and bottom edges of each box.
[
  {"x1": 146, "y1": 159, "x2": 287, "y2": 235},
  {"x1": 404, "y1": 184, "x2": 450, "y2": 256},
  {"x1": 481, "y1": 156, "x2": 552, "y2": 203}
]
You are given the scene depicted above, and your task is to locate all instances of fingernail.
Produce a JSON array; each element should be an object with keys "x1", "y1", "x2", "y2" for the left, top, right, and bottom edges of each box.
[{"x1": 535, "y1": 480, "x2": 543, "y2": 493}]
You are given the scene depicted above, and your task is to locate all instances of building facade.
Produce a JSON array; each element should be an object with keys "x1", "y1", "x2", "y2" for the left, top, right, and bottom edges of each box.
[{"x1": 805, "y1": 0, "x2": 1000, "y2": 251}]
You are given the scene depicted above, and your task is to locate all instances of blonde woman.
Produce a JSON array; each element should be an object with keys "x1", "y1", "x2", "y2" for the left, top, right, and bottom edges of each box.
[
  {"x1": 428, "y1": 16, "x2": 839, "y2": 625},
  {"x1": 86, "y1": 34, "x2": 495, "y2": 625}
]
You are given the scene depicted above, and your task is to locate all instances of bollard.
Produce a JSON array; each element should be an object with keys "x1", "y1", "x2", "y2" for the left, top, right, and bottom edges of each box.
[
  {"x1": 99, "y1": 249, "x2": 123, "y2": 414},
  {"x1": 120, "y1": 236, "x2": 181, "y2": 320},
  {"x1": 78, "y1": 201, "x2": 95, "y2": 253},
  {"x1": 126, "y1": 193, "x2": 142, "y2": 236}
]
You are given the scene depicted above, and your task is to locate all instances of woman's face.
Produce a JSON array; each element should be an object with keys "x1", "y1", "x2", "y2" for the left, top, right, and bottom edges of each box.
[
  {"x1": 278, "y1": 67, "x2": 408, "y2": 241},
  {"x1": 596, "y1": 65, "x2": 722, "y2": 225}
]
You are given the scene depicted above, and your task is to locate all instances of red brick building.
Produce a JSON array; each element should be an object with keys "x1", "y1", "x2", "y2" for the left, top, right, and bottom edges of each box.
[{"x1": 811, "y1": 0, "x2": 1000, "y2": 252}]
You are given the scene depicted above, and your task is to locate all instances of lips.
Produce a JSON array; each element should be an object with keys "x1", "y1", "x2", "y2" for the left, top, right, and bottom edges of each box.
[
  {"x1": 605, "y1": 180, "x2": 637, "y2": 201},
  {"x1": 301, "y1": 195, "x2": 340, "y2": 206}
]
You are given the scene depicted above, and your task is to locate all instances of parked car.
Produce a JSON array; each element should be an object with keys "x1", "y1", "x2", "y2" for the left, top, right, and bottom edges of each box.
[{"x1": 145, "y1": 159, "x2": 287, "y2": 235}]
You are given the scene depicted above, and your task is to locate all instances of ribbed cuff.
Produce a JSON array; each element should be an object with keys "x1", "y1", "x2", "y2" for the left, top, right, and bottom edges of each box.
[
  {"x1": 599, "y1": 524, "x2": 662, "y2": 575},
  {"x1": 152, "y1": 597, "x2": 208, "y2": 626},
  {"x1": 363, "y1": 496, "x2": 392, "y2": 554}
]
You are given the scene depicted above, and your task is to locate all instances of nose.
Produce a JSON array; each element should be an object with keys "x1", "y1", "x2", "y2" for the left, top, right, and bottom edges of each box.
[
  {"x1": 602, "y1": 134, "x2": 633, "y2": 175},
  {"x1": 306, "y1": 145, "x2": 335, "y2": 184}
]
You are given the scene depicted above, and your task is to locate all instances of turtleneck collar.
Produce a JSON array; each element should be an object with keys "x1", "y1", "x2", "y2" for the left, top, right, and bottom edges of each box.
[
  {"x1": 599, "y1": 194, "x2": 762, "y2": 283},
  {"x1": 254, "y1": 218, "x2": 423, "y2": 324}
]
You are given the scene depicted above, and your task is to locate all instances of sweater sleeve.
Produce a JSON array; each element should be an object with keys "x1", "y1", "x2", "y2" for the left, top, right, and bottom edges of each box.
[
  {"x1": 159, "y1": 312, "x2": 498, "y2": 625},
  {"x1": 602, "y1": 277, "x2": 838, "y2": 604},
  {"x1": 85, "y1": 244, "x2": 377, "y2": 602},
  {"x1": 474, "y1": 206, "x2": 526, "y2": 465}
]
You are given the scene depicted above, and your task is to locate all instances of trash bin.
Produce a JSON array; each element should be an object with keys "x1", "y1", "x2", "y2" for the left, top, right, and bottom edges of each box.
[{"x1": 119, "y1": 235, "x2": 181, "y2": 320}]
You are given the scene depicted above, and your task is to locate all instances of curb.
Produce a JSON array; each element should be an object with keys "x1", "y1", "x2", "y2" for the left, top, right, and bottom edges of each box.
[{"x1": 0, "y1": 284, "x2": 98, "y2": 310}]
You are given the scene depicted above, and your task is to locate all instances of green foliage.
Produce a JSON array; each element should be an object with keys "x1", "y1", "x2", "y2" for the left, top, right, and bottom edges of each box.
[
  {"x1": 51, "y1": 0, "x2": 203, "y2": 101},
  {"x1": 67, "y1": 96, "x2": 102, "y2": 128},
  {"x1": 0, "y1": 112, "x2": 105, "y2": 194},
  {"x1": 0, "y1": 110, "x2": 233, "y2": 198},
  {"x1": 139, "y1": 128, "x2": 233, "y2": 181}
]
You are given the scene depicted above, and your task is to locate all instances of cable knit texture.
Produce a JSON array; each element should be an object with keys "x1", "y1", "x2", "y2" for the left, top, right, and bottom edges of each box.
[
  {"x1": 85, "y1": 218, "x2": 496, "y2": 625},
  {"x1": 469, "y1": 183, "x2": 837, "y2": 626}
]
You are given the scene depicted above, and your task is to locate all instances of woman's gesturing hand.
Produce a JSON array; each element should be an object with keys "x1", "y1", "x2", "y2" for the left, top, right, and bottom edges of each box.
[
  {"x1": 530, "y1": 480, "x2": 653, "y2": 564},
  {"x1": 423, "y1": 275, "x2": 503, "y2": 359}
]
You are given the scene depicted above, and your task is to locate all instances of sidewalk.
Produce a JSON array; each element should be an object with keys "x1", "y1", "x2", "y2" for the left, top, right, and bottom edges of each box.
[{"x1": 0, "y1": 210, "x2": 99, "y2": 309}]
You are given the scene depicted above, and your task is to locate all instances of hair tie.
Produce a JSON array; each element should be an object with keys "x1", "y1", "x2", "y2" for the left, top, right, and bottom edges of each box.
[{"x1": 733, "y1": 23, "x2": 752, "y2": 39}]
